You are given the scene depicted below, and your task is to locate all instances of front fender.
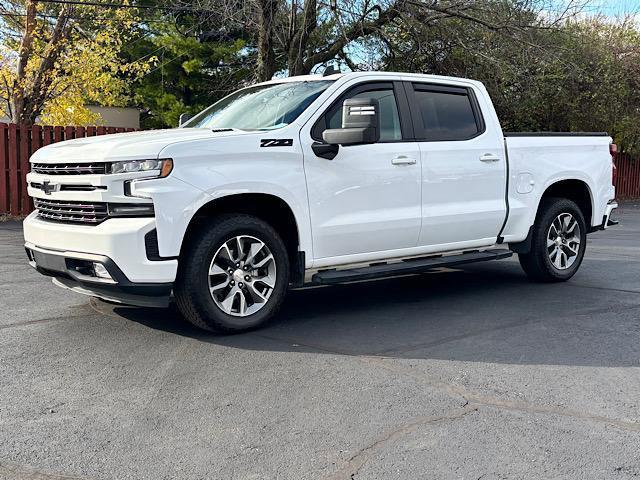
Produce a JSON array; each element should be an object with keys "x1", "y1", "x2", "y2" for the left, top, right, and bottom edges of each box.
[
  {"x1": 132, "y1": 173, "x2": 312, "y2": 264},
  {"x1": 193, "y1": 180, "x2": 312, "y2": 262},
  {"x1": 141, "y1": 130, "x2": 312, "y2": 263}
]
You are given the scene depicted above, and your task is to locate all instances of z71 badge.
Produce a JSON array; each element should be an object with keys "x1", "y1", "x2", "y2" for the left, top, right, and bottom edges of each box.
[{"x1": 260, "y1": 139, "x2": 293, "y2": 147}]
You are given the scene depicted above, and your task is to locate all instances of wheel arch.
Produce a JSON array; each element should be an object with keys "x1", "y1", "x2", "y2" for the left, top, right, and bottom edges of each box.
[
  {"x1": 180, "y1": 193, "x2": 306, "y2": 284},
  {"x1": 539, "y1": 178, "x2": 594, "y2": 227},
  {"x1": 510, "y1": 178, "x2": 594, "y2": 254}
]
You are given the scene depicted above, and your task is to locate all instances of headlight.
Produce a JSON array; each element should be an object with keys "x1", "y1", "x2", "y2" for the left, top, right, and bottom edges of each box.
[{"x1": 110, "y1": 158, "x2": 173, "y2": 178}]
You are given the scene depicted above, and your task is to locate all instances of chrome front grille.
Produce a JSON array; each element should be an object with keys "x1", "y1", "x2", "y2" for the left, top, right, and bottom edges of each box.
[
  {"x1": 34, "y1": 198, "x2": 108, "y2": 224},
  {"x1": 32, "y1": 163, "x2": 108, "y2": 175}
]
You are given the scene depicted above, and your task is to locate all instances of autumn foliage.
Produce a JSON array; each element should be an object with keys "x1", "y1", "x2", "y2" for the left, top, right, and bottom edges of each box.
[{"x1": 0, "y1": 0, "x2": 155, "y2": 125}]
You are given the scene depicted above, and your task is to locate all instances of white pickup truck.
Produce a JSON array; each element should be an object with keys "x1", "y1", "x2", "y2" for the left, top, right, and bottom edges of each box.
[{"x1": 24, "y1": 72, "x2": 618, "y2": 332}]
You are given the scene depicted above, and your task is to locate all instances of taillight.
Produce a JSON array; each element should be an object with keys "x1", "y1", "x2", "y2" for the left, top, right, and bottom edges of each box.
[{"x1": 610, "y1": 143, "x2": 617, "y2": 187}]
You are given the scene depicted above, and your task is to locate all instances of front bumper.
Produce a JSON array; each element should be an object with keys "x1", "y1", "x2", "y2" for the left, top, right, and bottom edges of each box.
[
  {"x1": 23, "y1": 212, "x2": 177, "y2": 282},
  {"x1": 24, "y1": 213, "x2": 177, "y2": 307},
  {"x1": 25, "y1": 244, "x2": 172, "y2": 307}
]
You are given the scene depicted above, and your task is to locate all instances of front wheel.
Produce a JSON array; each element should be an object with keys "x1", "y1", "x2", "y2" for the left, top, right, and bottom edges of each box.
[
  {"x1": 518, "y1": 198, "x2": 587, "y2": 282},
  {"x1": 175, "y1": 214, "x2": 290, "y2": 333}
]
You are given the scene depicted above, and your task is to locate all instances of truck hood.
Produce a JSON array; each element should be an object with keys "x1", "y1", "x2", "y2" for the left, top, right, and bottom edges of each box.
[{"x1": 30, "y1": 128, "x2": 252, "y2": 163}]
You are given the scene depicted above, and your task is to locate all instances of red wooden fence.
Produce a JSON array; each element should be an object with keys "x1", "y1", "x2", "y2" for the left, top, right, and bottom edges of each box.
[
  {"x1": 615, "y1": 153, "x2": 640, "y2": 199},
  {"x1": 0, "y1": 123, "x2": 137, "y2": 216},
  {"x1": 1, "y1": 123, "x2": 640, "y2": 216}
]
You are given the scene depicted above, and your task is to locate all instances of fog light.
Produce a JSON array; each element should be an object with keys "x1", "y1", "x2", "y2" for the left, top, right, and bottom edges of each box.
[
  {"x1": 93, "y1": 263, "x2": 113, "y2": 280},
  {"x1": 108, "y1": 203, "x2": 155, "y2": 217}
]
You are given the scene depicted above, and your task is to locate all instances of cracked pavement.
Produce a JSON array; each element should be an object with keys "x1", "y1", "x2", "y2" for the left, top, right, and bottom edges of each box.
[{"x1": 1, "y1": 204, "x2": 640, "y2": 479}]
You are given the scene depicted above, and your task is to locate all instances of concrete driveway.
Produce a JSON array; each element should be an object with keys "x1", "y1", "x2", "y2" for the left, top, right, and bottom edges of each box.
[{"x1": 1, "y1": 205, "x2": 639, "y2": 479}]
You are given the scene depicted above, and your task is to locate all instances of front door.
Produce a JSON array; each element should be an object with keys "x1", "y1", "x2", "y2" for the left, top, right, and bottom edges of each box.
[{"x1": 302, "y1": 82, "x2": 422, "y2": 262}]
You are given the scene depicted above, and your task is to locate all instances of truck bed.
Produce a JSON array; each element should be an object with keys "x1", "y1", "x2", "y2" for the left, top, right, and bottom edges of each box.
[{"x1": 500, "y1": 133, "x2": 615, "y2": 244}]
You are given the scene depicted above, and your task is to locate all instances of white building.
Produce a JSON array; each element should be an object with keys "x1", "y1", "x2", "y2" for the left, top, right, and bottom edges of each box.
[{"x1": 0, "y1": 106, "x2": 140, "y2": 128}]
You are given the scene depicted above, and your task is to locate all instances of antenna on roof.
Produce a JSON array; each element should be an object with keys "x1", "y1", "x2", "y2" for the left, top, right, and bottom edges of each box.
[{"x1": 322, "y1": 65, "x2": 340, "y2": 77}]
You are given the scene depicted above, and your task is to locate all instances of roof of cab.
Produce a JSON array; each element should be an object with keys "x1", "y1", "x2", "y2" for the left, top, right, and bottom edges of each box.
[{"x1": 255, "y1": 71, "x2": 482, "y2": 88}]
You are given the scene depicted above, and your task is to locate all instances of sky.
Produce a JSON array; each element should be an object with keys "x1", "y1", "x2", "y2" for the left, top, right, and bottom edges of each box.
[{"x1": 586, "y1": 1, "x2": 640, "y2": 15}]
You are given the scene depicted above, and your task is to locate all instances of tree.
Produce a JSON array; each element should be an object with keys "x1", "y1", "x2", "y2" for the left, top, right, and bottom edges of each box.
[
  {"x1": 380, "y1": 3, "x2": 640, "y2": 153},
  {"x1": 167, "y1": 0, "x2": 588, "y2": 81},
  {"x1": 0, "y1": 0, "x2": 154, "y2": 125},
  {"x1": 211, "y1": 0, "x2": 404, "y2": 79},
  {"x1": 121, "y1": 15, "x2": 250, "y2": 128},
  {"x1": 255, "y1": 0, "x2": 278, "y2": 80}
]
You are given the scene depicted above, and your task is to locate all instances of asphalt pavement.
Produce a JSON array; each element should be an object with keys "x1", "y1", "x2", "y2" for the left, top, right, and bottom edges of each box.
[{"x1": 1, "y1": 204, "x2": 639, "y2": 479}]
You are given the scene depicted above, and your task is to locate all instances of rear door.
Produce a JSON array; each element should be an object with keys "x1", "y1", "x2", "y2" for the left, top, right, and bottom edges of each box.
[
  {"x1": 405, "y1": 81, "x2": 507, "y2": 248},
  {"x1": 302, "y1": 81, "x2": 422, "y2": 261}
]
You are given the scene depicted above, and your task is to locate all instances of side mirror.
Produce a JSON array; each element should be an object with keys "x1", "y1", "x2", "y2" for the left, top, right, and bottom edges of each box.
[
  {"x1": 179, "y1": 112, "x2": 194, "y2": 127},
  {"x1": 322, "y1": 98, "x2": 380, "y2": 146}
]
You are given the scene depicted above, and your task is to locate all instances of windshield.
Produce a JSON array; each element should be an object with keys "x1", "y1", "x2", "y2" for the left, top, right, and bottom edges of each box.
[{"x1": 184, "y1": 80, "x2": 334, "y2": 130}]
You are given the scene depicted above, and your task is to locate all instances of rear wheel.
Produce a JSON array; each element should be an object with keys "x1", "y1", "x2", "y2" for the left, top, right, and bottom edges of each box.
[
  {"x1": 175, "y1": 214, "x2": 290, "y2": 333},
  {"x1": 518, "y1": 198, "x2": 587, "y2": 282}
]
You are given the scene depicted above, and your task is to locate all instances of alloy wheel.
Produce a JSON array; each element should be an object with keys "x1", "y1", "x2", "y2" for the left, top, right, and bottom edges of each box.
[
  {"x1": 208, "y1": 235, "x2": 277, "y2": 317},
  {"x1": 547, "y1": 213, "x2": 581, "y2": 270}
]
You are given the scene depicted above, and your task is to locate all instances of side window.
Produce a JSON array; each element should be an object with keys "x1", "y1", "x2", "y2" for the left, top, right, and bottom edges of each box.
[
  {"x1": 313, "y1": 86, "x2": 403, "y2": 142},
  {"x1": 412, "y1": 86, "x2": 482, "y2": 141}
]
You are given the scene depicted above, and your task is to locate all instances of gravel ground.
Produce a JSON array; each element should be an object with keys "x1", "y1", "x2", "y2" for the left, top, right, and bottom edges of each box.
[{"x1": 1, "y1": 204, "x2": 639, "y2": 480}]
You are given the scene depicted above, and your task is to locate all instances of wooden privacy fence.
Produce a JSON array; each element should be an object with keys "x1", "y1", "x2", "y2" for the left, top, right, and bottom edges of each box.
[
  {"x1": 1, "y1": 122, "x2": 640, "y2": 216},
  {"x1": 0, "y1": 123, "x2": 137, "y2": 216},
  {"x1": 615, "y1": 153, "x2": 640, "y2": 200}
]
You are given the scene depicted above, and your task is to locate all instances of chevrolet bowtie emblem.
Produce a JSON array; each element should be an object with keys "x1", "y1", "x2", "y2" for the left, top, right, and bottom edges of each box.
[{"x1": 41, "y1": 180, "x2": 56, "y2": 195}]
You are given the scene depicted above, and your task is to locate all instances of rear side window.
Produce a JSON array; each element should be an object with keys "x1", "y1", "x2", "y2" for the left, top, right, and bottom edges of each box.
[{"x1": 411, "y1": 85, "x2": 483, "y2": 141}]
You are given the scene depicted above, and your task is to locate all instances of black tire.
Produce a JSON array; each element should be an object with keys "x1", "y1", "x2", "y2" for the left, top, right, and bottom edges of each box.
[
  {"x1": 174, "y1": 214, "x2": 290, "y2": 333},
  {"x1": 518, "y1": 197, "x2": 587, "y2": 282}
]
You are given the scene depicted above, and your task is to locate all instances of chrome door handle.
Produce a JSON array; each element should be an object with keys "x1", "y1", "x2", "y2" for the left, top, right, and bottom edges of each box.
[
  {"x1": 480, "y1": 153, "x2": 500, "y2": 163},
  {"x1": 392, "y1": 155, "x2": 416, "y2": 165}
]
